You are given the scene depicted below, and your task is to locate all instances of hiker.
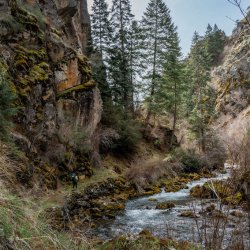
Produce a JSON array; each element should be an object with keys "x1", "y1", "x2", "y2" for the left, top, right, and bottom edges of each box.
[{"x1": 71, "y1": 172, "x2": 78, "y2": 189}]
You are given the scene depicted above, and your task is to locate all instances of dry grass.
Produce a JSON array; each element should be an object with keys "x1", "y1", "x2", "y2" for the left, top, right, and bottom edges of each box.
[
  {"x1": 0, "y1": 145, "x2": 96, "y2": 249},
  {"x1": 125, "y1": 158, "x2": 173, "y2": 191},
  {"x1": 0, "y1": 186, "x2": 96, "y2": 250},
  {"x1": 0, "y1": 144, "x2": 27, "y2": 187}
]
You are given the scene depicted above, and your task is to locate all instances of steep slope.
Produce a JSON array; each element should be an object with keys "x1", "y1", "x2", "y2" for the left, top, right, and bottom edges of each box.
[
  {"x1": 212, "y1": 12, "x2": 250, "y2": 137},
  {"x1": 0, "y1": 0, "x2": 102, "y2": 187}
]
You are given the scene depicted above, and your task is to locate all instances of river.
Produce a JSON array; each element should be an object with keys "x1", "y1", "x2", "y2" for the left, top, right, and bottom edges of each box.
[{"x1": 95, "y1": 171, "x2": 248, "y2": 247}]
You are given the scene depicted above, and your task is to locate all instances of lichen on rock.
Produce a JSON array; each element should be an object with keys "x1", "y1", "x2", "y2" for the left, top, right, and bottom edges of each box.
[{"x1": 0, "y1": 0, "x2": 102, "y2": 186}]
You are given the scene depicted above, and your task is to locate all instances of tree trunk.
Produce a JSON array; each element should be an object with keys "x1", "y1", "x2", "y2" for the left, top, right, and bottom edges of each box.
[
  {"x1": 146, "y1": 0, "x2": 159, "y2": 122},
  {"x1": 170, "y1": 81, "x2": 177, "y2": 149}
]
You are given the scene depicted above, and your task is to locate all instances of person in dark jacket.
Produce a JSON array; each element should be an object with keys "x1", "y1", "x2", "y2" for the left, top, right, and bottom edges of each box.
[{"x1": 71, "y1": 172, "x2": 78, "y2": 189}]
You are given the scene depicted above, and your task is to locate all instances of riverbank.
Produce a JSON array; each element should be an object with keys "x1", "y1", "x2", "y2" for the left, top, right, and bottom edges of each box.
[
  {"x1": 0, "y1": 148, "x2": 248, "y2": 250},
  {"x1": 93, "y1": 169, "x2": 249, "y2": 249}
]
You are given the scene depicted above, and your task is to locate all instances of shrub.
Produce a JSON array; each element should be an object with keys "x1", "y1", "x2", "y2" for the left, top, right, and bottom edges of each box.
[
  {"x1": 112, "y1": 118, "x2": 142, "y2": 154},
  {"x1": 170, "y1": 148, "x2": 209, "y2": 173},
  {"x1": 204, "y1": 130, "x2": 227, "y2": 169},
  {"x1": 101, "y1": 106, "x2": 142, "y2": 155},
  {"x1": 0, "y1": 65, "x2": 16, "y2": 143},
  {"x1": 125, "y1": 159, "x2": 170, "y2": 191}
]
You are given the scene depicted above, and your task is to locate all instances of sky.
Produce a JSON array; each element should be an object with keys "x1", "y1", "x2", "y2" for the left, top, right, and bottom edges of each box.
[{"x1": 87, "y1": 0, "x2": 249, "y2": 56}]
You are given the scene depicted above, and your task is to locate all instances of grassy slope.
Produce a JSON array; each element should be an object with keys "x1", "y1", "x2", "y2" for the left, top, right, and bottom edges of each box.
[{"x1": 0, "y1": 141, "x2": 199, "y2": 250}]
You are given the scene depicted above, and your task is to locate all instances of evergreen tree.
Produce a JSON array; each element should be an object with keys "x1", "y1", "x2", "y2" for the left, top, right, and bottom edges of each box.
[
  {"x1": 91, "y1": 0, "x2": 111, "y2": 58},
  {"x1": 91, "y1": 0, "x2": 113, "y2": 115},
  {"x1": 185, "y1": 32, "x2": 215, "y2": 153},
  {"x1": 0, "y1": 67, "x2": 16, "y2": 142},
  {"x1": 205, "y1": 24, "x2": 226, "y2": 66},
  {"x1": 156, "y1": 26, "x2": 184, "y2": 148},
  {"x1": 108, "y1": 0, "x2": 134, "y2": 112},
  {"x1": 183, "y1": 25, "x2": 225, "y2": 152},
  {"x1": 140, "y1": 0, "x2": 176, "y2": 120},
  {"x1": 128, "y1": 20, "x2": 145, "y2": 110},
  {"x1": 205, "y1": 24, "x2": 213, "y2": 36}
]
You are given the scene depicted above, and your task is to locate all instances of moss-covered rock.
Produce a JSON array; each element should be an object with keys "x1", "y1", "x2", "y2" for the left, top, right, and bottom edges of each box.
[
  {"x1": 148, "y1": 198, "x2": 158, "y2": 202},
  {"x1": 179, "y1": 210, "x2": 198, "y2": 218},
  {"x1": 190, "y1": 181, "x2": 243, "y2": 206},
  {"x1": 143, "y1": 186, "x2": 161, "y2": 196},
  {"x1": 99, "y1": 233, "x2": 196, "y2": 250},
  {"x1": 155, "y1": 202, "x2": 175, "y2": 210},
  {"x1": 161, "y1": 177, "x2": 189, "y2": 192}
]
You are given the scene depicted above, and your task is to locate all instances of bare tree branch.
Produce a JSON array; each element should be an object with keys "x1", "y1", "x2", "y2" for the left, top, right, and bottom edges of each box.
[
  {"x1": 226, "y1": 15, "x2": 238, "y2": 24},
  {"x1": 227, "y1": 0, "x2": 250, "y2": 25}
]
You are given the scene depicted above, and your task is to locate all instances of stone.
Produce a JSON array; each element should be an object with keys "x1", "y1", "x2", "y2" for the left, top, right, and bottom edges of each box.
[
  {"x1": 179, "y1": 211, "x2": 198, "y2": 218},
  {"x1": 155, "y1": 202, "x2": 175, "y2": 210}
]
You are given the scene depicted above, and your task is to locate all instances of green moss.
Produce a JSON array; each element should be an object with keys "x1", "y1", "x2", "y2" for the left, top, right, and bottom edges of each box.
[
  {"x1": 36, "y1": 112, "x2": 44, "y2": 121},
  {"x1": 28, "y1": 62, "x2": 50, "y2": 82},
  {"x1": 77, "y1": 55, "x2": 92, "y2": 79},
  {"x1": 57, "y1": 80, "x2": 96, "y2": 97},
  {"x1": 9, "y1": 0, "x2": 45, "y2": 38},
  {"x1": 156, "y1": 202, "x2": 175, "y2": 210},
  {"x1": 17, "y1": 62, "x2": 50, "y2": 94},
  {"x1": 160, "y1": 177, "x2": 189, "y2": 193},
  {"x1": 0, "y1": 61, "x2": 17, "y2": 96},
  {"x1": 12, "y1": 45, "x2": 51, "y2": 97},
  {"x1": 191, "y1": 181, "x2": 244, "y2": 206},
  {"x1": 0, "y1": 15, "x2": 25, "y2": 35},
  {"x1": 225, "y1": 192, "x2": 243, "y2": 206}
]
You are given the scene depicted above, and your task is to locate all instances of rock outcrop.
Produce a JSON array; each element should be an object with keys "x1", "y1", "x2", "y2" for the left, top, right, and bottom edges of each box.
[
  {"x1": 0, "y1": 0, "x2": 102, "y2": 187},
  {"x1": 45, "y1": 177, "x2": 134, "y2": 230},
  {"x1": 212, "y1": 12, "x2": 250, "y2": 135}
]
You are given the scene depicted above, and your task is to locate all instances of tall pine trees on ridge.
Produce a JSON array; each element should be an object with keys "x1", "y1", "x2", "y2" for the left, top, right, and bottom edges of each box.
[
  {"x1": 184, "y1": 26, "x2": 225, "y2": 153},
  {"x1": 160, "y1": 26, "x2": 184, "y2": 148},
  {"x1": 91, "y1": 0, "x2": 112, "y2": 109},
  {"x1": 108, "y1": 0, "x2": 134, "y2": 112},
  {"x1": 91, "y1": 0, "x2": 185, "y2": 124},
  {"x1": 90, "y1": 0, "x2": 226, "y2": 154},
  {"x1": 91, "y1": 0, "x2": 110, "y2": 58},
  {"x1": 140, "y1": 0, "x2": 178, "y2": 121}
]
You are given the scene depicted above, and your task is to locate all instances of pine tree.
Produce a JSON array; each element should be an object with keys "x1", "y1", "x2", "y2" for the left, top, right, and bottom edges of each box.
[
  {"x1": 157, "y1": 25, "x2": 184, "y2": 148},
  {"x1": 205, "y1": 24, "x2": 226, "y2": 66},
  {"x1": 91, "y1": 0, "x2": 113, "y2": 114},
  {"x1": 185, "y1": 32, "x2": 215, "y2": 153},
  {"x1": 127, "y1": 20, "x2": 145, "y2": 110},
  {"x1": 140, "y1": 0, "x2": 176, "y2": 121},
  {"x1": 91, "y1": 0, "x2": 111, "y2": 58},
  {"x1": 108, "y1": 0, "x2": 134, "y2": 112},
  {"x1": 205, "y1": 24, "x2": 213, "y2": 36}
]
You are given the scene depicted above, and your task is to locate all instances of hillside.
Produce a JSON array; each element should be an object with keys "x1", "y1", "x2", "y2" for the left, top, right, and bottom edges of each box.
[{"x1": 213, "y1": 11, "x2": 250, "y2": 139}]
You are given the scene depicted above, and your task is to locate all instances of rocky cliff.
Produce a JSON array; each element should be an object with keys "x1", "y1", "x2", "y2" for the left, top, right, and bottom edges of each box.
[
  {"x1": 212, "y1": 12, "x2": 250, "y2": 138},
  {"x1": 0, "y1": 0, "x2": 102, "y2": 187}
]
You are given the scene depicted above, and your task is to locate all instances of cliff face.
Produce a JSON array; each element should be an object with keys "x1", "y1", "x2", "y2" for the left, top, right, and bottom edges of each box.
[
  {"x1": 0, "y1": 0, "x2": 102, "y2": 185},
  {"x1": 212, "y1": 13, "x2": 250, "y2": 137}
]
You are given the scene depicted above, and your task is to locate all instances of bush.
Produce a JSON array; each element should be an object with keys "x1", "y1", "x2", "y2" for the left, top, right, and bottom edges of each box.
[
  {"x1": 101, "y1": 106, "x2": 142, "y2": 155},
  {"x1": 112, "y1": 117, "x2": 142, "y2": 154},
  {"x1": 204, "y1": 130, "x2": 227, "y2": 169},
  {"x1": 170, "y1": 148, "x2": 209, "y2": 173},
  {"x1": 125, "y1": 159, "x2": 169, "y2": 191}
]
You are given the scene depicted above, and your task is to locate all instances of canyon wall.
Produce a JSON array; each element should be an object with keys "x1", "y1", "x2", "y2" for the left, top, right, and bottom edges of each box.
[{"x1": 0, "y1": 0, "x2": 102, "y2": 185}]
